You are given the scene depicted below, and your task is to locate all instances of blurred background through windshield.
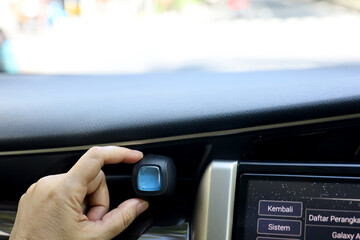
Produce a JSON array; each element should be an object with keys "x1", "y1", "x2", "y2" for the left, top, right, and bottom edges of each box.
[{"x1": 0, "y1": 0, "x2": 360, "y2": 74}]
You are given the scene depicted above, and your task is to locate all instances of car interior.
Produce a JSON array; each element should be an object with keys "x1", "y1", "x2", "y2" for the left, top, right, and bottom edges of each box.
[
  {"x1": 1, "y1": 0, "x2": 360, "y2": 239},
  {"x1": 1, "y1": 67, "x2": 360, "y2": 239}
]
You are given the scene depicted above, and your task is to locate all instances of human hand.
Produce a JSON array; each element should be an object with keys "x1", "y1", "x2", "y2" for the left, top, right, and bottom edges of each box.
[{"x1": 10, "y1": 146, "x2": 149, "y2": 240}]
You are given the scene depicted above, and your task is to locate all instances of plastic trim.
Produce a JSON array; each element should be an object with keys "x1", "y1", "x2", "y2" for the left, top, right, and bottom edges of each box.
[{"x1": 192, "y1": 161, "x2": 238, "y2": 240}]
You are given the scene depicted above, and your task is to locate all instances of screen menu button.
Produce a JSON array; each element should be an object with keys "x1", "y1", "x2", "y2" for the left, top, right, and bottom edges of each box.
[
  {"x1": 257, "y1": 237, "x2": 299, "y2": 240},
  {"x1": 259, "y1": 200, "x2": 303, "y2": 218},
  {"x1": 257, "y1": 218, "x2": 302, "y2": 237}
]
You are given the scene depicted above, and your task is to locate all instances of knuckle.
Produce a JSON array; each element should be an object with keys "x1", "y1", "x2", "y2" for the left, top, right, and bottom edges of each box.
[
  {"x1": 37, "y1": 176, "x2": 49, "y2": 185},
  {"x1": 99, "y1": 170, "x2": 106, "y2": 180},
  {"x1": 88, "y1": 146, "x2": 102, "y2": 158},
  {"x1": 26, "y1": 183, "x2": 36, "y2": 193},
  {"x1": 36, "y1": 176, "x2": 54, "y2": 190},
  {"x1": 36, "y1": 175, "x2": 64, "y2": 200},
  {"x1": 19, "y1": 193, "x2": 27, "y2": 203}
]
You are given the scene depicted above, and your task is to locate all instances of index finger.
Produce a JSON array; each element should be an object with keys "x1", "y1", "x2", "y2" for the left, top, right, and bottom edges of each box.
[{"x1": 68, "y1": 146, "x2": 143, "y2": 186}]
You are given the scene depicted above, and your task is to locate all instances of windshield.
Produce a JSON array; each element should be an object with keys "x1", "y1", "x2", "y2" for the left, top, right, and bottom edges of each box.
[{"x1": 0, "y1": 0, "x2": 360, "y2": 74}]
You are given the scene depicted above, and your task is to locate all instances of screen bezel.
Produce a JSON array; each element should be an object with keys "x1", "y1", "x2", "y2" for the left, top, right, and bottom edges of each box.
[{"x1": 232, "y1": 173, "x2": 360, "y2": 240}]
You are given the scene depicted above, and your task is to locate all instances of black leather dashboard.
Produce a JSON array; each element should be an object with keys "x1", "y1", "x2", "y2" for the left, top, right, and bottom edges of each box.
[{"x1": 1, "y1": 65, "x2": 360, "y2": 152}]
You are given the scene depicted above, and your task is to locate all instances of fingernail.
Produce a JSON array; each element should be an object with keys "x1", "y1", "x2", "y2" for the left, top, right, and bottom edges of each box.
[
  {"x1": 136, "y1": 200, "x2": 149, "y2": 216},
  {"x1": 132, "y1": 150, "x2": 143, "y2": 158}
]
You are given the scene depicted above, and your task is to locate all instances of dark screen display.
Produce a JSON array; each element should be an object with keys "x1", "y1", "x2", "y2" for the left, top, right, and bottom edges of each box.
[{"x1": 239, "y1": 175, "x2": 360, "y2": 240}]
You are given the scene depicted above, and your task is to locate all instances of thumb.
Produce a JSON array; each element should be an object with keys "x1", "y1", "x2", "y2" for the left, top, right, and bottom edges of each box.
[{"x1": 97, "y1": 198, "x2": 149, "y2": 239}]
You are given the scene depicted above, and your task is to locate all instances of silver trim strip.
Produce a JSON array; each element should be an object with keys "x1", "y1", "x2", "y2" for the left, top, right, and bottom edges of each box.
[
  {"x1": 139, "y1": 222, "x2": 189, "y2": 240},
  {"x1": 192, "y1": 161, "x2": 238, "y2": 240},
  {"x1": 1, "y1": 113, "x2": 360, "y2": 156},
  {"x1": 0, "y1": 210, "x2": 16, "y2": 237}
]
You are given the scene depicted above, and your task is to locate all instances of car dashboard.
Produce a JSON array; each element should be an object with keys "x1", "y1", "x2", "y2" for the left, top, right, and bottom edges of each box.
[{"x1": 1, "y1": 66, "x2": 360, "y2": 240}]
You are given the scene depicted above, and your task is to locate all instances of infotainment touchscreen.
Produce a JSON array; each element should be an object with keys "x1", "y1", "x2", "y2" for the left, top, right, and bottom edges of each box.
[{"x1": 236, "y1": 174, "x2": 360, "y2": 240}]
